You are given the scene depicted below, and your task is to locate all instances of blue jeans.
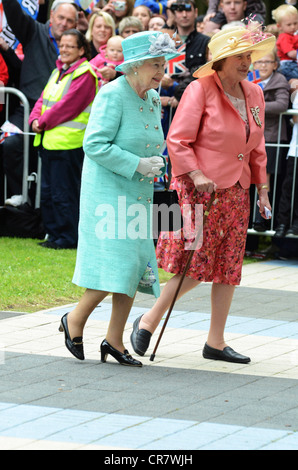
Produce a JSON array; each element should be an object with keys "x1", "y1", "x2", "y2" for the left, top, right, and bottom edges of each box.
[{"x1": 279, "y1": 61, "x2": 298, "y2": 81}]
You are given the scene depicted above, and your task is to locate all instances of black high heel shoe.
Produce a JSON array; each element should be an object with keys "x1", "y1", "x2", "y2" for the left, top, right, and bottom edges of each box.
[
  {"x1": 100, "y1": 339, "x2": 142, "y2": 367},
  {"x1": 59, "y1": 313, "x2": 85, "y2": 361}
]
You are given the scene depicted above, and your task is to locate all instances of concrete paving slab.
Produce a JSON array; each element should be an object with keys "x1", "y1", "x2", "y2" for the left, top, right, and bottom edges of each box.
[{"x1": 0, "y1": 260, "x2": 297, "y2": 450}]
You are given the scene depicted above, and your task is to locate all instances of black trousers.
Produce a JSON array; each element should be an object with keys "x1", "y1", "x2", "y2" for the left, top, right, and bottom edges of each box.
[
  {"x1": 40, "y1": 146, "x2": 84, "y2": 248},
  {"x1": 1, "y1": 105, "x2": 38, "y2": 199},
  {"x1": 277, "y1": 157, "x2": 298, "y2": 226}
]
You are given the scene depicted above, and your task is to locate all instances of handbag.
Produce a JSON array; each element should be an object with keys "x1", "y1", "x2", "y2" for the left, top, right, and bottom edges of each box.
[
  {"x1": 0, "y1": 203, "x2": 45, "y2": 239},
  {"x1": 153, "y1": 157, "x2": 183, "y2": 236}
]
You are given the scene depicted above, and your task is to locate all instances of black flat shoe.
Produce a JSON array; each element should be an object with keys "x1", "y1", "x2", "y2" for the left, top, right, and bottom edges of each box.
[
  {"x1": 202, "y1": 343, "x2": 251, "y2": 364},
  {"x1": 274, "y1": 224, "x2": 287, "y2": 238},
  {"x1": 59, "y1": 313, "x2": 85, "y2": 361},
  {"x1": 40, "y1": 241, "x2": 62, "y2": 250},
  {"x1": 100, "y1": 339, "x2": 142, "y2": 367},
  {"x1": 253, "y1": 221, "x2": 269, "y2": 232},
  {"x1": 130, "y1": 315, "x2": 152, "y2": 356},
  {"x1": 286, "y1": 224, "x2": 298, "y2": 236}
]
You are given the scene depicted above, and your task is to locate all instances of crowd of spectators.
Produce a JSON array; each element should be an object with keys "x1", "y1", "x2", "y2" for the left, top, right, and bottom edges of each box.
[{"x1": 0, "y1": 0, "x2": 297, "y2": 257}]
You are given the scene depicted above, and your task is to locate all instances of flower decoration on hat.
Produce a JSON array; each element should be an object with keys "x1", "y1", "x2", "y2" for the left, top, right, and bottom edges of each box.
[
  {"x1": 241, "y1": 16, "x2": 273, "y2": 45},
  {"x1": 222, "y1": 18, "x2": 273, "y2": 55},
  {"x1": 227, "y1": 37, "x2": 239, "y2": 49},
  {"x1": 192, "y1": 15, "x2": 276, "y2": 79},
  {"x1": 148, "y1": 33, "x2": 177, "y2": 56}
]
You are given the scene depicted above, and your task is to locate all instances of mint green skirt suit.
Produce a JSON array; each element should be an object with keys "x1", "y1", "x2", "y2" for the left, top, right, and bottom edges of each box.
[{"x1": 73, "y1": 75, "x2": 165, "y2": 298}]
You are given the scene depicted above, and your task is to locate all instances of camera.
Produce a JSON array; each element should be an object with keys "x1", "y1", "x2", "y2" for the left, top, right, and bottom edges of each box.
[
  {"x1": 113, "y1": 0, "x2": 126, "y2": 11},
  {"x1": 170, "y1": 3, "x2": 192, "y2": 12}
]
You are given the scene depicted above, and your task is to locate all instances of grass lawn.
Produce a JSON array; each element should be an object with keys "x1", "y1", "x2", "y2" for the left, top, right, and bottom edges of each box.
[
  {"x1": 0, "y1": 237, "x2": 260, "y2": 313},
  {"x1": 0, "y1": 237, "x2": 174, "y2": 313}
]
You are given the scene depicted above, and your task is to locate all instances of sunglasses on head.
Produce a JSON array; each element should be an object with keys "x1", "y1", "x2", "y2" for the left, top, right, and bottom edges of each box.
[{"x1": 170, "y1": 3, "x2": 192, "y2": 12}]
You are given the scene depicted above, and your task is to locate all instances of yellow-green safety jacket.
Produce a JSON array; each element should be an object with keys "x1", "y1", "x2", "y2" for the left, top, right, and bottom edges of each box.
[{"x1": 34, "y1": 60, "x2": 98, "y2": 150}]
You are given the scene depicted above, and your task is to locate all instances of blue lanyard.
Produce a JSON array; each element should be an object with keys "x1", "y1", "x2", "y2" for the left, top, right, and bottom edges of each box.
[{"x1": 49, "y1": 26, "x2": 60, "y2": 56}]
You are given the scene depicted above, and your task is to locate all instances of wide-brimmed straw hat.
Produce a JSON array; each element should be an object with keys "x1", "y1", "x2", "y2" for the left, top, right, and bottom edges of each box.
[
  {"x1": 115, "y1": 31, "x2": 180, "y2": 72},
  {"x1": 193, "y1": 23, "x2": 276, "y2": 79}
]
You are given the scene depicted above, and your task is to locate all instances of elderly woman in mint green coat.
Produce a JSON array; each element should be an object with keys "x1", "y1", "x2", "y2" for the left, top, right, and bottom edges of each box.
[{"x1": 58, "y1": 31, "x2": 179, "y2": 367}]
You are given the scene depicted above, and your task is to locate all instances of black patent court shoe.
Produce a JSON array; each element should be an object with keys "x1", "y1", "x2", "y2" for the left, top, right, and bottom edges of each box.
[
  {"x1": 59, "y1": 313, "x2": 85, "y2": 361},
  {"x1": 100, "y1": 339, "x2": 142, "y2": 367}
]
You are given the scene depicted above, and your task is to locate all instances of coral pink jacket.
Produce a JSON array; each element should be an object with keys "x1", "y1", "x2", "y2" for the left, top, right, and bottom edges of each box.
[{"x1": 167, "y1": 72, "x2": 267, "y2": 189}]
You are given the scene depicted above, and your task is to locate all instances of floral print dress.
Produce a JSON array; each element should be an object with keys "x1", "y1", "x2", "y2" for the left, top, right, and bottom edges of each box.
[
  {"x1": 156, "y1": 181, "x2": 250, "y2": 285},
  {"x1": 156, "y1": 93, "x2": 251, "y2": 286}
]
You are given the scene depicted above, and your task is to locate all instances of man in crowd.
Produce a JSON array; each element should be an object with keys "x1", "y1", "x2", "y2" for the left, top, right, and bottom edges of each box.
[
  {"x1": 221, "y1": 0, "x2": 247, "y2": 25},
  {"x1": 204, "y1": 0, "x2": 265, "y2": 33},
  {"x1": 1, "y1": 0, "x2": 78, "y2": 205},
  {"x1": 167, "y1": 0, "x2": 210, "y2": 100}
]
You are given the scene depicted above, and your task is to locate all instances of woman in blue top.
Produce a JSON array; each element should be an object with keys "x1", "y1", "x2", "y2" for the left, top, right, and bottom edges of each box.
[{"x1": 59, "y1": 31, "x2": 179, "y2": 367}]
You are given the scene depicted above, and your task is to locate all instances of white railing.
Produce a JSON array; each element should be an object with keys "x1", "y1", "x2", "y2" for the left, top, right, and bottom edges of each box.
[
  {"x1": 0, "y1": 87, "x2": 37, "y2": 205},
  {"x1": 248, "y1": 108, "x2": 298, "y2": 239}
]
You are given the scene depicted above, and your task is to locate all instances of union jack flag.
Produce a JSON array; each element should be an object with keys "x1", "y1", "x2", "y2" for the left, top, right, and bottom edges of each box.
[
  {"x1": 154, "y1": 156, "x2": 169, "y2": 186},
  {"x1": 165, "y1": 44, "x2": 186, "y2": 75},
  {"x1": 0, "y1": 121, "x2": 23, "y2": 144},
  {"x1": 0, "y1": 0, "x2": 39, "y2": 50},
  {"x1": 247, "y1": 69, "x2": 263, "y2": 89}
]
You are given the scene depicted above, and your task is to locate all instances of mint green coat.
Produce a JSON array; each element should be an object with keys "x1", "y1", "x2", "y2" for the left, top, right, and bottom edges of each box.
[{"x1": 73, "y1": 75, "x2": 165, "y2": 298}]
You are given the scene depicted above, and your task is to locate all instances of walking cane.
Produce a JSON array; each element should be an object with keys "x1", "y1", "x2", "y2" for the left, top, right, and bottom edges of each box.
[{"x1": 150, "y1": 191, "x2": 216, "y2": 362}]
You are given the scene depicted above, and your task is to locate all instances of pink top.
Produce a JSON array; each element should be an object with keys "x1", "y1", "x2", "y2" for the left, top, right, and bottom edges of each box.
[
  {"x1": 29, "y1": 58, "x2": 97, "y2": 130},
  {"x1": 167, "y1": 72, "x2": 267, "y2": 190},
  {"x1": 90, "y1": 45, "x2": 123, "y2": 80}
]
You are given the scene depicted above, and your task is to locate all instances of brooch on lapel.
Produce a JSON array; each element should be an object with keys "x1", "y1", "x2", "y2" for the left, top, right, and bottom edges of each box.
[
  {"x1": 152, "y1": 96, "x2": 160, "y2": 107},
  {"x1": 250, "y1": 106, "x2": 262, "y2": 128}
]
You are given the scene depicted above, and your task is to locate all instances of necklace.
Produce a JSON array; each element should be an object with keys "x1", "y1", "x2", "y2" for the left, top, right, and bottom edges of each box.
[{"x1": 125, "y1": 76, "x2": 148, "y2": 101}]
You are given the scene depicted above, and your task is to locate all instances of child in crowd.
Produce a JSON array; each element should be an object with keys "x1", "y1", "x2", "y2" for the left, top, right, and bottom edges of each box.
[
  {"x1": 132, "y1": 5, "x2": 152, "y2": 30},
  {"x1": 265, "y1": 23, "x2": 280, "y2": 39},
  {"x1": 272, "y1": 4, "x2": 298, "y2": 80},
  {"x1": 118, "y1": 16, "x2": 143, "y2": 37},
  {"x1": 195, "y1": 14, "x2": 206, "y2": 34},
  {"x1": 252, "y1": 49, "x2": 290, "y2": 231},
  {"x1": 148, "y1": 14, "x2": 166, "y2": 31},
  {"x1": 90, "y1": 35, "x2": 124, "y2": 86}
]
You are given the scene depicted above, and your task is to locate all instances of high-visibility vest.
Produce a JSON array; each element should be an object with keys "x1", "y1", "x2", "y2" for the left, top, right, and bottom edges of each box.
[{"x1": 34, "y1": 60, "x2": 98, "y2": 150}]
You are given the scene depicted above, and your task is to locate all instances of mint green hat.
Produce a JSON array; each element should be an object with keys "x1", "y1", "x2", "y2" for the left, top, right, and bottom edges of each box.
[{"x1": 115, "y1": 31, "x2": 179, "y2": 72}]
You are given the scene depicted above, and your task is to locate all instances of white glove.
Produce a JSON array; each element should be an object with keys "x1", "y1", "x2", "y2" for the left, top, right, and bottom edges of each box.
[{"x1": 137, "y1": 156, "x2": 164, "y2": 178}]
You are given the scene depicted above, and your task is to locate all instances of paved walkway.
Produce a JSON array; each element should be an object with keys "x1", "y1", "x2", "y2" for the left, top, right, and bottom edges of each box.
[{"x1": 0, "y1": 259, "x2": 298, "y2": 450}]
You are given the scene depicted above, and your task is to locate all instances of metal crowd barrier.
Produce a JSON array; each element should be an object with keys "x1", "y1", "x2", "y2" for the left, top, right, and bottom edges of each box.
[
  {"x1": 1, "y1": 87, "x2": 297, "y2": 237},
  {"x1": 161, "y1": 99, "x2": 298, "y2": 240},
  {"x1": 247, "y1": 108, "x2": 298, "y2": 239},
  {"x1": 1, "y1": 87, "x2": 40, "y2": 207}
]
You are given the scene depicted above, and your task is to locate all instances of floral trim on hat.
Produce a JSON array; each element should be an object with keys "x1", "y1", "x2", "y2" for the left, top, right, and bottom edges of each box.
[
  {"x1": 242, "y1": 17, "x2": 273, "y2": 44},
  {"x1": 148, "y1": 33, "x2": 177, "y2": 57},
  {"x1": 223, "y1": 18, "x2": 273, "y2": 54}
]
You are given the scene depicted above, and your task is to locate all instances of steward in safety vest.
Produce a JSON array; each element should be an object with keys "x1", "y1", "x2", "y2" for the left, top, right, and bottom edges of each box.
[
  {"x1": 29, "y1": 28, "x2": 99, "y2": 250},
  {"x1": 32, "y1": 58, "x2": 98, "y2": 150}
]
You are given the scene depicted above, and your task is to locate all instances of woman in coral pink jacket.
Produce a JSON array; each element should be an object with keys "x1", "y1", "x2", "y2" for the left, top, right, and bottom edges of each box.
[{"x1": 130, "y1": 24, "x2": 276, "y2": 364}]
